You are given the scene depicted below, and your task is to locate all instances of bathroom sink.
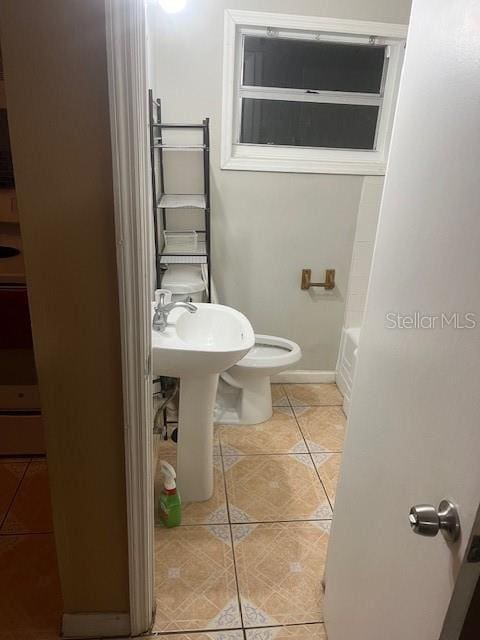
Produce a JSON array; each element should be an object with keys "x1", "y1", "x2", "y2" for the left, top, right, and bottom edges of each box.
[
  {"x1": 151, "y1": 302, "x2": 254, "y2": 503},
  {"x1": 151, "y1": 302, "x2": 255, "y2": 377}
]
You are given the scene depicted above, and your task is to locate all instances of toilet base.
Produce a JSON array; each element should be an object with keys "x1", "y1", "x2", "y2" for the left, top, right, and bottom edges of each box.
[{"x1": 215, "y1": 373, "x2": 273, "y2": 425}]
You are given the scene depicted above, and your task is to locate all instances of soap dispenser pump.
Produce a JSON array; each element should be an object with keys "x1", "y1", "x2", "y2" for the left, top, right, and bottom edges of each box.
[{"x1": 159, "y1": 460, "x2": 182, "y2": 527}]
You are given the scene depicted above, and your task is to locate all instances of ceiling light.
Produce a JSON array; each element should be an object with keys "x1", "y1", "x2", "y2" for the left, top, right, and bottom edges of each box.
[{"x1": 158, "y1": 0, "x2": 186, "y2": 13}]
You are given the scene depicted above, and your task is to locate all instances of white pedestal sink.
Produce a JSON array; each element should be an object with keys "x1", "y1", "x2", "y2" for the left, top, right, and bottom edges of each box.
[{"x1": 152, "y1": 303, "x2": 254, "y2": 502}]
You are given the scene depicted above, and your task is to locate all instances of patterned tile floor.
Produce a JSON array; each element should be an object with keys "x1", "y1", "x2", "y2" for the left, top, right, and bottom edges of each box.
[
  {"x1": 153, "y1": 383, "x2": 345, "y2": 639},
  {"x1": 0, "y1": 456, "x2": 62, "y2": 639}
]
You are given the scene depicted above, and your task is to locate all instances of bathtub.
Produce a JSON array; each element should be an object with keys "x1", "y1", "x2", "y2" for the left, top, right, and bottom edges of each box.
[{"x1": 336, "y1": 327, "x2": 361, "y2": 417}]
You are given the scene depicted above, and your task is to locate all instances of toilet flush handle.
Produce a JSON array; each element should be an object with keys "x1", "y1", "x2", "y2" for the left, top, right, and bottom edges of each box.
[{"x1": 301, "y1": 269, "x2": 335, "y2": 290}]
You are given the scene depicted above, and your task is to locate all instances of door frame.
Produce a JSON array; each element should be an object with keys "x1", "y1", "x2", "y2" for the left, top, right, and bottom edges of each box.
[
  {"x1": 103, "y1": 0, "x2": 480, "y2": 637},
  {"x1": 105, "y1": 0, "x2": 154, "y2": 635}
]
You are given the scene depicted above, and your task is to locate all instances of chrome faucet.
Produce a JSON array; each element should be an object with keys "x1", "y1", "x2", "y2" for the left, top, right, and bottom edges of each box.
[{"x1": 153, "y1": 293, "x2": 197, "y2": 332}]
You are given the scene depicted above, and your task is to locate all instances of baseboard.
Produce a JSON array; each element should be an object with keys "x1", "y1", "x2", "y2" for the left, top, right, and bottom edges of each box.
[
  {"x1": 62, "y1": 612, "x2": 130, "y2": 638},
  {"x1": 271, "y1": 370, "x2": 336, "y2": 384}
]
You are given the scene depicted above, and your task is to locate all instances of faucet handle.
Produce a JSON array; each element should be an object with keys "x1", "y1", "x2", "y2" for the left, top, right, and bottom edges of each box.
[{"x1": 154, "y1": 288, "x2": 172, "y2": 306}]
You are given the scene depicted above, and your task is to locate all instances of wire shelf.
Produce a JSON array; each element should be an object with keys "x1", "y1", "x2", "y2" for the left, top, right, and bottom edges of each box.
[{"x1": 158, "y1": 194, "x2": 207, "y2": 209}]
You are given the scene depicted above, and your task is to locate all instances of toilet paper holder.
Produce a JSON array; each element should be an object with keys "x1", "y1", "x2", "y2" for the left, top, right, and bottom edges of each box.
[{"x1": 301, "y1": 268, "x2": 335, "y2": 290}]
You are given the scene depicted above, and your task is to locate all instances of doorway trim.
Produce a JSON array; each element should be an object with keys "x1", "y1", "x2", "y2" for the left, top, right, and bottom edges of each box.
[
  {"x1": 105, "y1": 0, "x2": 154, "y2": 635},
  {"x1": 102, "y1": 1, "x2": 480, "y2": 638}
]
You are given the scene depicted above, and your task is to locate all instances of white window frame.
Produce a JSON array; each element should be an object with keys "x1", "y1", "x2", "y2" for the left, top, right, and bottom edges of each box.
[{"x1": 221, "y1": 10, "x2": 408, "y2": 175}]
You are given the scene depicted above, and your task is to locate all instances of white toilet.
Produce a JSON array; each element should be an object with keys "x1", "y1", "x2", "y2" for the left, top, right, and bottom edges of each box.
[{"x1": 215, "y1": 334, "x2": 301, "y2": 425}]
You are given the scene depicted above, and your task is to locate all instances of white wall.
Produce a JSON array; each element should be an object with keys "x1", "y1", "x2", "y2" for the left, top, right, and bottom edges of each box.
[
  {"x1": 344, "y1": 176, "x2": 384, "y2": 328},
  {"x1": 147, "y1": 0, "x2": 410, "y2": 371}
]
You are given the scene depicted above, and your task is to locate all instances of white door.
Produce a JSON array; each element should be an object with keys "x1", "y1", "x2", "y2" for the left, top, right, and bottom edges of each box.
[{"x1": 324, "y1": 1, "x2": 480, "y2": 639}]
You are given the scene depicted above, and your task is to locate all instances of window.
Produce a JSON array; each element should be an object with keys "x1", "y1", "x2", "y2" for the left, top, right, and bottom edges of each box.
[{"x1": 221, "y1": 11, "x2": 407, "y2": 174}]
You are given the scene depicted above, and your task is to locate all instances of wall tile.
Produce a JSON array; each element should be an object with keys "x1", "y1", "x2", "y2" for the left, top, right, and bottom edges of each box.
[{"x1": 344, "y1": 177, "x2": 384, "y2": 328}]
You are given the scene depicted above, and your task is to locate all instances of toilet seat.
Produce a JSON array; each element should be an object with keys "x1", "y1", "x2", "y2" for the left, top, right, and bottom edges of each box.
[{"x1": 233, "y1": 334, "x2": 301, "y2": 372}]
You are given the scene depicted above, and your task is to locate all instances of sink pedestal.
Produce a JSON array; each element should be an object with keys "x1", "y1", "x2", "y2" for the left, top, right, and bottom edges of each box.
[{"x1": 176, "y1": 373, "x2": 219, "y2": 502}]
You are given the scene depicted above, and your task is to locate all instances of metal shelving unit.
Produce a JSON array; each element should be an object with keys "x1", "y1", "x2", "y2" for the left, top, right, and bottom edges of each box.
[{"x1": 148, "y1": 89, "x2": 211, "y2": 299}]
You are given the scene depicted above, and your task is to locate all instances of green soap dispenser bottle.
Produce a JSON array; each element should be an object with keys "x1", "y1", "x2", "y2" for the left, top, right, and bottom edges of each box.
[{"x1": 159, "y1": 460, "x2": 182, "y2": 527}]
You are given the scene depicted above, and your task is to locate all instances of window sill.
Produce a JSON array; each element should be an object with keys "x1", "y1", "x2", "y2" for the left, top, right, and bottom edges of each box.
[{"x1": 221, "y1": 153, "x2": 387, "y2": 176}]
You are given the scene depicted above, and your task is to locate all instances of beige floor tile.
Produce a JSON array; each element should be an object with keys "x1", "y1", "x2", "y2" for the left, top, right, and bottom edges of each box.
[
  {"x1": 224, "y1": 454, "x2": 331, "y2": 522},
  {"x1": 271, "y1": 384, "x2": 289, "y2": 407},
  {"x1": 246, "y1": 624, "x2": 327, "y2": 639},
  {"x1": 0, "y1": 534, "x2": 62, "y2": 639},
  {"x1": 155, "y1": 436, "x2": 178, "y2": 457},
  {"x1": 155, "y1": 456, "x2": 228, "y2": 525},
  {"x1": 155, "y1": 632, "x2": 244, "y2": 640},
  {"x1": 154, "y1": 525, "x2": 241, "y2": 632},
  {"x1": 294, "y1": 407, "x2": 346, "y2": 454},
  {"x1": 0, "y1": 462, "x2": 27, "y2": 526},
  {"x1": 284, "y1": 384, "x2": 342, "y2": 407},
  {"x1": 2, "y1": 461, "x2": 53, "y2": 534},
  {"x1": 156, "y1": 427, "x2": 221, "y2": 457},
  {"x1": 219, "y1": 409, "x2": 307, "y2": 456},
  {"x1": 312, "y1": 453, "x2": 342, "y2": 507},
  {"x1": 233, "y1": 521, "x2": 330, "y2": 627}
]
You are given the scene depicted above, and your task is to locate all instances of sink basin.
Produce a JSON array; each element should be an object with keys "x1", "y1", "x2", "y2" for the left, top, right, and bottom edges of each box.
[
  {"x1": 152, "y1": 303, "x2": 254, "y2": 377},
  {"x1": 151, "y1": 302, "x2": 254, "y2": 502}
]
